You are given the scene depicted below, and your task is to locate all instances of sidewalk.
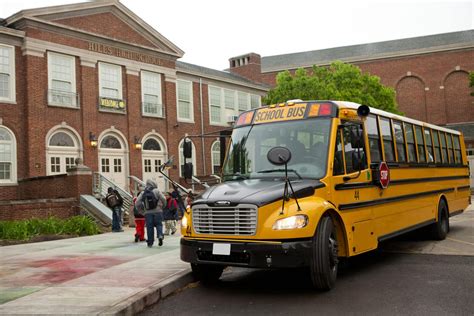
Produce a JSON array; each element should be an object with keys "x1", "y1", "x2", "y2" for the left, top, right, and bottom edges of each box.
[{"x1": 0, "y1": 229, "x2": 191, "y2": 315}]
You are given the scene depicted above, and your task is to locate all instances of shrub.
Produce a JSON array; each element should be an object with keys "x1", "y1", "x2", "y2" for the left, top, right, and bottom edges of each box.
[{"x1": 0, "y1": 216, "x2": 100, "y2": 240}]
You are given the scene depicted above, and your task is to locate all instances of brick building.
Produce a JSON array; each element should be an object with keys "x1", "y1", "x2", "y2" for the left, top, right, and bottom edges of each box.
[
  {"x1": 228, "y1": 30, "x2": 474, "y2": 149},
  {"x1": 0, "y1": 0, "x2": 267, "y2": 218}
]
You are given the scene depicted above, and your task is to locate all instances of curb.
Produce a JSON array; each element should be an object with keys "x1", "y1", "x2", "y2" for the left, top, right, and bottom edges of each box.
[{"x1": 99, "y1": 269, "x2": 194, "y2": 316}]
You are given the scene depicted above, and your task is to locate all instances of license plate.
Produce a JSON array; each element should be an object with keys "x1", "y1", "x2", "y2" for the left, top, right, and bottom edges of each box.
[{"x1": 212, "y1": 243, "x2": 231, "y2": 255}]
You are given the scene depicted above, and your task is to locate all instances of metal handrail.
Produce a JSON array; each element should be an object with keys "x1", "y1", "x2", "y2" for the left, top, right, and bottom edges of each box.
[{"x1": 93, "y1": 172, "x2": 132, "y2": 216}]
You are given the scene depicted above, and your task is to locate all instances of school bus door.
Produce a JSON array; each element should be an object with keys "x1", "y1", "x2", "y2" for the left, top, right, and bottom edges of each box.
[{"x1": 329, "y1": 121, "x2": 377, "y2": 254}]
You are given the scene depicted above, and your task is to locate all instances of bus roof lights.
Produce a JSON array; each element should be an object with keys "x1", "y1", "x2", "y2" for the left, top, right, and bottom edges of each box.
[{"x1": 318, "y1": 103, "x2": 333, "y2": 116}]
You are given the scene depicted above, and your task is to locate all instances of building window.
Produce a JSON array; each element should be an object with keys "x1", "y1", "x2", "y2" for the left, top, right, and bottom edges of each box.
[
  {"x1": 209, "y1": 86, "x2": 222, "y2": 124},
  {"x1": 100, "y1": 135, "x2": 122, "y2": 149},
  {"x1": 0, "y1": 44, "x2": 15, "y2": 102},
  {"x1": 46, "y1": 128, "x2": 81, "y2": 175},
  {"x1": 238, "y1": 91, "x2": 249, "y2": 113},
  {"x1": 99, "y1": 62, "x2": 122, "y2": 99},
  {"x1": 48, "y1": 52, "x2": 77, "y2": 108},
  {"x1": 211, "y1": 141, "x2": 221, "y2": 174},
  {"x1": 179, "y1": 139, "x2": 196, "y2": 177},
  {"x1": 224, "y1": 89, "x2": 235, "y2": 110},
  {"x1": 0, "y1": 126, "x2": 16, "y2": 183},
  {"x1": 250, "y1": 94, "x2": 261, "y2": 109},
  {"x1": 141, "y1": 71, "x2": 163, "y2": 117},
  {"x1": 177, "y1": 80, "x2": 193, "y2": 122}
]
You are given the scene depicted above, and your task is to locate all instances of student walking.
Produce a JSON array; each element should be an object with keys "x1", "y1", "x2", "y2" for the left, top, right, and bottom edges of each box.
[
  {"x1": 133, "y1": 194, "x2": 146, "y2": 242},
  {"x1": 105, "y1": 187, "x2": 124, "y2": 232},
  {"x1": 164, "y1": 191, "x2": 179, "y2": 235},
  {"x1": 135, "y1": 179, "x2": 166, "y2": 247}
]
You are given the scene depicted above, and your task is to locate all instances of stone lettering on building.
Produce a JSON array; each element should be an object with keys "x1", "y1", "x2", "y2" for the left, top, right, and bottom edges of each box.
[{"x1": 88, "y1": 42, "x2": 164, "y2": 66}]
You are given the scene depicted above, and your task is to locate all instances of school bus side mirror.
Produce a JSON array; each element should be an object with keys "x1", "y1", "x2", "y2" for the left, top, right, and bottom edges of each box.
[
  {"x1": 357, "y1": 104, "x2": 370, "y2": 118},
  {"x1": 183, "y1": 139, "x2": 192, "y2": 159},
  {"x1": 184, "y1": 162, "x2": 193, "y2": 180}
]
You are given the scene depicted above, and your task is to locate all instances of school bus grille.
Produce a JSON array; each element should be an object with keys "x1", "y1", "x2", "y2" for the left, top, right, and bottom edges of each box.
[{"x1": 192, "y1": 204, "x2": 258, "y2": 235}]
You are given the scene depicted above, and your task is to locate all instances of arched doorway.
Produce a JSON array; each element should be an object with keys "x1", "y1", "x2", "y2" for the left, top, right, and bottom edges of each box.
[
  {"x1": 98, "y1": 131, "x2": 128, "y2": 190},
  {"x1": 46, "y1": 127, "x2": 82, "y2": 175},
  {"x1": 142, "y1": 134, "x2": 167, "y2": 191}
]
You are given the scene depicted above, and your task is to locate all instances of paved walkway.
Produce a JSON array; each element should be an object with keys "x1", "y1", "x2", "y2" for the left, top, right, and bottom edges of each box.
[{"x1": 0, "y1": 229, "x2": 191, "y2": 315}]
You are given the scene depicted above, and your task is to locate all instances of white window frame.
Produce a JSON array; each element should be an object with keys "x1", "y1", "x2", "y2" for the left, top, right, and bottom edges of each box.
[
  {"x1": 0, "y1": 44, "x2": 16, "y2": 103},
  {"x1": 177, "y1": 79, "x2": 194, "y2": 123},
  {"x1": 211, "y1": 140, "x2": 221, "y2": 175},
  {"x1": 141, "y1": 70, "x2": 163, "y2": 118},
  {"x1": 98, "y1": 62, "x2": 123, "y2": 100},
  {"x1": 250, "y1": 94, "x2": 261, "y2": 109},
  {"x1": 47, "y1": 52, "x2": 77, "y2": 108},
  {"x1": 238, "y1": 91, "x2": 250, "y2": 113},
  {"x1": 224, "y1": 89, "x2": 236, "y2": 110},
  {"x1": 0, "y1": 125, "x2": 17, "y2": 185},
  {"x1": 209, "y1": 85, "x2": 223, "y2": 125},
  {"x1": 178, "y1": 139, "x2": 197, "y2": 177}
]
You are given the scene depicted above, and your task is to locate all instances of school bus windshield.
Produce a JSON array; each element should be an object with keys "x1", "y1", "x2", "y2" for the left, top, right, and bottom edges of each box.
[{"x1": 222, "y1": 118, "x2": 331, "y2": 180}]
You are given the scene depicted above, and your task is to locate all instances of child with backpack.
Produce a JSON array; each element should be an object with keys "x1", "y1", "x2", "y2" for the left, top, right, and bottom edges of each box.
[
  {"x1": 105, "y1": 187, "x2": 124, "y2": 232},
  {"x1": 133, "y1": 193, "x2": 146, "y2": 242},
  {"x1": 163, "y1": 191, "x2": 179, "y2": 235}
]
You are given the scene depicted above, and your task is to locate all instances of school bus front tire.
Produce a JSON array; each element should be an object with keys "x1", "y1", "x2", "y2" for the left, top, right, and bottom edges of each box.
[{"x1": 310, "y1": 215, "x2": 338, "y2": 290}]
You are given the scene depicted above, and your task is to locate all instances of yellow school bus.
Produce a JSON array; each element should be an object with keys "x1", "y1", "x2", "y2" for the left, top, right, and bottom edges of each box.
[{"x1": 180, "y1": 100, "x2": 470, "y2": 290}]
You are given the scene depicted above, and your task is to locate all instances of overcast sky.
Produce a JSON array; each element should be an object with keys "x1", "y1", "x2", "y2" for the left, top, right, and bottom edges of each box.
[{"x1": 2, "y1": 0, "x2": 473, "y2": 70}]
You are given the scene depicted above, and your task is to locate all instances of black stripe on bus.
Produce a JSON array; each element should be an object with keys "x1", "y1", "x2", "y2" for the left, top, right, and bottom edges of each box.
[
  {"x1": 378, "y1": 219, "x2": 435, "y2": 242},
  {"x1": 379, "y1": 163, "x2": 468, "y2": 169},
  {"x1": 457, "y1": 185, "x2": 471, "y2": 191},
  {"x1": 338, "y1": 188, "x2": 454, "y2": 210},
  {"x1": 335, "y1": 175, "x2": 469, "y2": 191}
]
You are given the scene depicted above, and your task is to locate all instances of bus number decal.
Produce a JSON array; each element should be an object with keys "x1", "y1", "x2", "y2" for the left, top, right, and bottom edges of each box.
[{"x1": 354, "y1": 190, "x2": 360, "y2": 200}]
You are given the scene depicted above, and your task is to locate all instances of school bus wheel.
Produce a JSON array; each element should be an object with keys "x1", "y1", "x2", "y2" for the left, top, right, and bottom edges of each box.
[
  {"x1": 191, "y1": 263, "x2": 225, "y2": 284},
  {"x1": 430, "y1": 199, "x2": 449, "y2": 241},
  {"x1": 310, "y1": 215, "x2": 338, "y2": 290}
]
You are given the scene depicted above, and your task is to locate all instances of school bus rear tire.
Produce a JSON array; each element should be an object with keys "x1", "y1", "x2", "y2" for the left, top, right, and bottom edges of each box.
[
  {"x1": 430, "y1": 199, "x2": 449, "y2": 240},
  {"x1": 191, "y1": 263, "x2": 224, "y2": 284},
  {"x1": 310, "y1": 215, "x2": 338, "y2": 290}
]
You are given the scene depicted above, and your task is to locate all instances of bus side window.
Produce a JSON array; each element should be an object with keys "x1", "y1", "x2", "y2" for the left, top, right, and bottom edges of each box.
[
  {"x1": 440, "y1": 132, "x2": 448, "y2": 164},
  {"x1": 446, "y1": 133, "x2": 454, "y2": 163},
  {"x1": 404, "y1": 123, "x2": 417, "y2": 163},
  {"x1": 366, "y1": 115, "x2": 382, "y2": 163},
  {"x1": 415, "y1": 125, "x2": 426, "y2": 163},
  {"x1": 393, "y1": 120, "x2": 407, "y2": 162},
  {"x1": 424, "y1": 128, "x2": 434, "y2": 163},
  {"x1": 342, "y1": 124, "x2": 367, "y2": 173},
  {"x1": 432, "y1": 130, "x2": 442, "y2": 163},
  {"x1": 333, "y1": 129, "x2": 344, "y2": 175},
  {"x1": 380, "y1": 117, "x2": 395, "y2": 162},
  {"x1": 453, "y1": 135, "x2": 462, "y2": 164}
]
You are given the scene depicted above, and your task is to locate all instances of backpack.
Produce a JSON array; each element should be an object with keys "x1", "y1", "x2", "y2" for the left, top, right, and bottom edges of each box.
[
  {"x1": 142, "y1": 186, "x2": 158, "y2": 210},
  {"x1": 106, "y1": 193, "x2": 120, "y2": 208}
]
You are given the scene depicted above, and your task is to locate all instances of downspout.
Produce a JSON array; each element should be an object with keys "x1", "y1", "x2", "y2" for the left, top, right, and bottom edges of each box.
[{"x1": 199, "y1": 78, "x2": 206, "y2": 174}]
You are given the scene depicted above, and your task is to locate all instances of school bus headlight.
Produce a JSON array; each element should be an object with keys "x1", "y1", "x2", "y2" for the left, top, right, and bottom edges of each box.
[
  {"x1": 181, "y1": 215, "x2": 188, "y2": 228},
  {"x1": 272, "y1": 215, "x2": 308, "y2": 230}
]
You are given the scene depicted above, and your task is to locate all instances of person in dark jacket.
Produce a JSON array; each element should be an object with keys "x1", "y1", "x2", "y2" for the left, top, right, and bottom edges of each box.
[
  {"x1": 163, "y1": 191, "x2": 179, "y2": 235},
  {"x1": 105, "y1": 187, "x2": 124, "y2": 232},
  {"x1": 135, "y1": 179, "x2": 166, "y2": 247}
]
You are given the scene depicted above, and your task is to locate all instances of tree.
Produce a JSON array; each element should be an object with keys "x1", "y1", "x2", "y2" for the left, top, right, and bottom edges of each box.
[{"x1": 263, "y1": 61, "x2": 401, "y2": 114}]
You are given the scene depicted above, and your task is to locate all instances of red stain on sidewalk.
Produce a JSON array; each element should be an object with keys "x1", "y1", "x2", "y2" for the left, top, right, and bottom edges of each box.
[{"x1": 26, "y1": 256, "x2": 130, "y2": 284}]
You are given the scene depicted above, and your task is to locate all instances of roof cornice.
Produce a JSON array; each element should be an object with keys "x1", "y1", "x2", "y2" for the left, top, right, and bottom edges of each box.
[
  {"x1": 262, "y1": 44, "x2": 474, "y2": 73},
  {"x1": 4, "y1": 0, "x2": 184, "y2": 58},
  {"x1": 0, "y1": 26, "x2": 25, "y2": 38}
]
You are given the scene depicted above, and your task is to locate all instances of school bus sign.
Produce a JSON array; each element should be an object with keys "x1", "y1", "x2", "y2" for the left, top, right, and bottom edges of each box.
[
  {"x1": 378, "y1": 161, "x2": 390, "y2": 189},
  {"x1": 254, "y1": 103, "x2": 307, "y2": 124}
]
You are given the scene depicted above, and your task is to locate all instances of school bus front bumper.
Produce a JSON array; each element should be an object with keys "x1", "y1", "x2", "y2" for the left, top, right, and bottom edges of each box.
[{"x1": 180, "y1": 237, "x2": 313, "y2": 268}]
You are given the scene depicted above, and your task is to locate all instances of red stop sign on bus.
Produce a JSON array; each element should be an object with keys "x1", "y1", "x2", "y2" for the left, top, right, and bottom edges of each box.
[{"x1": 378, "y1": 161, "x2": 390, "y2": 189}]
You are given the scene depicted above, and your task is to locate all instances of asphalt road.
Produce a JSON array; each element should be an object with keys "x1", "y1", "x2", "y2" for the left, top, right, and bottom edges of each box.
[{"x1": 140, "y1": 251, "x2": 474, "y2": 316}]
